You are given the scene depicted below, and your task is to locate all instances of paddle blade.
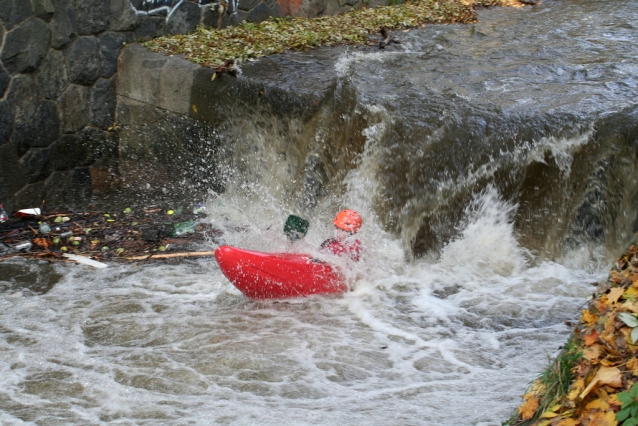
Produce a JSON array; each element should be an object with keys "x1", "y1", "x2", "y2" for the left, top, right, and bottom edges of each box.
[{"x1": 284, "y1": 214, "x2": 309, "y2": 241}]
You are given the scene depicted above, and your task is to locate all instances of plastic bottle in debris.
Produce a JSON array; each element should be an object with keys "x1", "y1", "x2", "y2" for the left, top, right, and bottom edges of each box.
[
  {"x1": 193, "y1": 203, "x2": 207, "y2": 214},
  {"x1": 0, "y1": 205, "x2": 7, "y2": 223},
  {"x1": 174, "y1": 220, "x2": 199, "y2": 236}
]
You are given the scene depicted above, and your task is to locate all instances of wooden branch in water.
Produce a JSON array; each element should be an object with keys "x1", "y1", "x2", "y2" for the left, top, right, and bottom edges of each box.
[{"x1": 126, "y1": 251, "x2": 215, "y2": 260}]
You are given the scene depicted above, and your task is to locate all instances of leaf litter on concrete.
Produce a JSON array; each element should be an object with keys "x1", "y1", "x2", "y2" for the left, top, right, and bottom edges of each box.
[{"x1": 145, "y1": 0, "x2": 528, "y2": 69}]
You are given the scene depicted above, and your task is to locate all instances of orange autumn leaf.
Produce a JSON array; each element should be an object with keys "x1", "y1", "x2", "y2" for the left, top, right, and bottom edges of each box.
[
  {"x1": 607, "y1": 394, "x2": 622, "y2": 409},
  {"x1": 582, "y1": 310, "x2": 599, "y2": 326},
  {"x1": 586, "y1": 410, "x2": 617, "y2": 426},
  {"x1": 627, "y1": 357, "x2": 638, "y2": 375},
  {"x1": 580, "y1": 366, "x2": 623, "y2": 399},
  {"x1": 607, "y1": 287, "x2": 625, "y2": 305},
  {"x1": 584, "y1": 331, "x2": 601, "y2": 346},
  {"x1": 583, "y1": 344, "x2": 606, "y2": 361},
  {"x1": 519, "y1": 397, "x2": 540, "y2": 420},
  {"x1": 556, "y1": 419, "x2": 581, "y2": 426}
]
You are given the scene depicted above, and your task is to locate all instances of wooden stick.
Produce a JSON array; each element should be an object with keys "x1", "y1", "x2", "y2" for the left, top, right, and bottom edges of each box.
[{"x1": 125, "y1": 251, "x2": 215, "y2": 260}]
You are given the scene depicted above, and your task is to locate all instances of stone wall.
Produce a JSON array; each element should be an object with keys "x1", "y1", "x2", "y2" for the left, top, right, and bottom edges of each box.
[{"x1": 0, "y1": 0, "x2": 395, "y2": 213}]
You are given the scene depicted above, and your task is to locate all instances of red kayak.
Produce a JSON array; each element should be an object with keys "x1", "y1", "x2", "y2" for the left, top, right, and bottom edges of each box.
[{"x1": 215, "y1": 246, "x2": 347, "y2": 299}]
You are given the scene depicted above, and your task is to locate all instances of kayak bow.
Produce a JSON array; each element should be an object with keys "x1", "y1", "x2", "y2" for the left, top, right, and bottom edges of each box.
[{"x1": 215, "y1": 246, "x2": 346, "y2": 299}]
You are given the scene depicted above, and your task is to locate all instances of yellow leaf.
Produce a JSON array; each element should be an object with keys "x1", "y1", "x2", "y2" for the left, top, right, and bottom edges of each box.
[
  {"x1": 540, "y1": 410, "x2": 560, "y2": 419},
  {"x1": 607, "y1": 394, "x2": 621, "y2": 408},
  {"x1": 192, "y1": 104, "x2": 198, "y2": 113},
  {"x1": 585, "y1": 397, "x2": 610, "y2": 412},
  {"x1": 211, "y1": 73, "x2": 217, "y2": 81},
  {"x1": 582, "y1": 310, "x2": 599, "y2": 326},
  {"x1": 586, "y1": 410, "x2": 617, "y2": 426},
  {"x1": 556, "y1": 419, "x2": 581, "y2": 426},
  {"x1": 580, "y1": 366, "x2": 623, "y2": 399},
  {"x1": 607, "y1": 287, "x2": 625, "y2": 304},
  {"x1": 568, "y1": 378, "x2": 585, "y2": 401},
  {"x1": 627, "y1": 357, "x2": 638, "y2": 375},
  {"x1": 624, "y1": 287, "x2": 638, "y2": 299},
  {"x1": 518, "y1": 397, "x2": 540, "y2": 420}
]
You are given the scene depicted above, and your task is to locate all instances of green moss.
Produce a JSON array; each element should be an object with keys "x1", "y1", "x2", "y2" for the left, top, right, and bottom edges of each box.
[{"x1": 145, "y1": 0, "x2": 515, "y2": 68}]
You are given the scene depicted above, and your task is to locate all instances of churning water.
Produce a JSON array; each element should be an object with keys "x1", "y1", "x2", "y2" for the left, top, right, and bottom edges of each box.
[{"x1": 3, "y1": 0, "x2": 638, "y2": 424}]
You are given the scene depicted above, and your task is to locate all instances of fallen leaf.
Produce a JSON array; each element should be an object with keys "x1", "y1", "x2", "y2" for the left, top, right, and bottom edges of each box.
[
  {"x1": 607, "y1": 287, "x2": 625, "y2": 304},
  {"x1": 556, "y1": 419, "x2": 581, "y2": 426},
  {"x1": 33, "y1": 238, "x2": 51, "y2": 248},
  {"x1": 624, "y1": 287, "x2": 638, "y2": 300},
  {"x1": 582, "y1": 310, "x2": 599, "y2": 326},
  {"x1": 568, "y1": 378, "x2": 585, "y2": 401},
  {"x1": 519, "y1": 397, "x2": 540, "y2": 420},
  {"x1": 585, "y1": 410, "x2": 617, "y2": 426},
  {"x1": 584, "y1": 331, "x2": 601, "y2": 346},
  {"x1": 607, "y1": 394, "x2": 621, "y2": 409},
  {"x1": 583, "y1": 344, "x2": 606, "y2": 361},
  {"x1": 626, "y1": 357, "x2": 638, "y2": 375},
  {"x1": 580, "y1": 366, "x2": 623, "y2": 399},
  {"x1": 584, "y1": 397, "x2": 610, "y2": 412}
]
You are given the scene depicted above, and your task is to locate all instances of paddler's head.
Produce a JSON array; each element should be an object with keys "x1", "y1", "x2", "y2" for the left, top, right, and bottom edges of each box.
[{"x1": 333, "y1": 210, "x2": 362, "y2": 240}]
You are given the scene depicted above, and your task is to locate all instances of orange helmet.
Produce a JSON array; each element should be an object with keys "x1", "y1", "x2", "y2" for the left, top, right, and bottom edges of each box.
[{"x1": 334, "y1": 209, "x2": 362, "y2": 233}]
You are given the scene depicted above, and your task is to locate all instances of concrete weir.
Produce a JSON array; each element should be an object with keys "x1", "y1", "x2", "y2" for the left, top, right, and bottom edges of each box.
[{"x1": 114, "y1": 42, "x2": 352, "y2": 209}]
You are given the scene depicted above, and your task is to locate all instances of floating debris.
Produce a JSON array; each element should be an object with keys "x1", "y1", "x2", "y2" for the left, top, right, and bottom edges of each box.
[{"x1": 0, "y1": 208, "x2": 222, "y2": 266}]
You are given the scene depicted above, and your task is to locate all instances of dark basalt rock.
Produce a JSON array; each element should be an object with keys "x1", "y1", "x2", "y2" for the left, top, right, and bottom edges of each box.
[
  {"x1": 11, "y1": 120, "x2": 32, "y2": 158},
  {"x1": 49, "y1": 134, "x2": 85, "y2": 171},
  {"x1": 78, "y1": 126, "x2": 119, "y2": 165},
  {"x1": 30, "y1": 100, "x2": 62, "y2": 148},
  {"x1": 134, "y1": 16, "x2": 166, "y2": 40},
  {"x1": 109, "y1": 0, "x2": 140, "y2": 32},
  {"x1": 76, "y1": 0, "x2": 110, "y2": 35},
  {"x1": 71, "y1": 167, "x2": 92, "y2": 206},
  {"x1": 98, "y1": 32, "x2": 126, "y2": 78},
  {"x1": 0, "y1": 17, "x2": 51, "y2": 75},
  {"x1": 35, "y1": 48, "x2": 70, "y2": 99},
  {"x1": 0, "y1": 101, "x2": 14, "y2": 146},
  {"x1": 247, "y1": 2, "x2": 271, "y2": 24},
  {"x1": 15, "y1": 182, "x2": 46, "y2": 209},
  {"x1": 0, "y1": 143, "x2": 27, "y2": 211},
  {"x1": 90, "y1": 78, "x2": 116, "y2": 129},
  {"x1": 239, "y1": 0, "x2": 261, "y2": 11},
  {"x1": 50, "y1": 0, "x2": 77, "y2": 50},
  {"x1": 0, "y1": 65, "x2": 11, "y2": 103},
  {"x1": 43, "y1": 170, "x2": 73, "y2": 208},
  {"x1": 165, "y1": 0, "x2": 200, "y2": 35},
  {"x1": 20, "y1": 147, "x2": 52, "y2": 183},
  {"x1": 57, "y1": 84, "x2": 90, "y2": 133},
  {"x1": 32, "y1": 0, "x2": 55, "y2": 22},
  {"x1": 66, "y1": 36, "x2": 101, "y2": 86},
  {"x1": 6, "y1": 74, "x2": 43, "y2": 122},
  {"x1": 0, "y1": 0, "x2": 33, "y2": 31}
]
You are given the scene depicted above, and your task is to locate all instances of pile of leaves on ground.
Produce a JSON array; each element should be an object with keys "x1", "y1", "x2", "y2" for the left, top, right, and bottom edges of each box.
[
  {"x1": 0, "y1": 208, "x2": 222, "y2": 266},
  {"x1": 145, "y1": 0, "x2": 527, "y2": 69},
  {"x1": 509, "y1": 233, "x2": 638, "y2": 426}
]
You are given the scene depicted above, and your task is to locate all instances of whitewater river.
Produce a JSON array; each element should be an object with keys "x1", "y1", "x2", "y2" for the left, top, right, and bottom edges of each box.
[{"x1": 3, "y1": 0, "x2": 638, "y2": 424}]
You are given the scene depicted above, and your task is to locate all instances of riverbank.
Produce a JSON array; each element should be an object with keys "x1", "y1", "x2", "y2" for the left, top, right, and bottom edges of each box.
[
  {"x1": 144, "y1": 0, "x2": 528, "y2": 69},
  {"x1": 510, "y1": 234, "x2": 638, "y2": 426}
]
